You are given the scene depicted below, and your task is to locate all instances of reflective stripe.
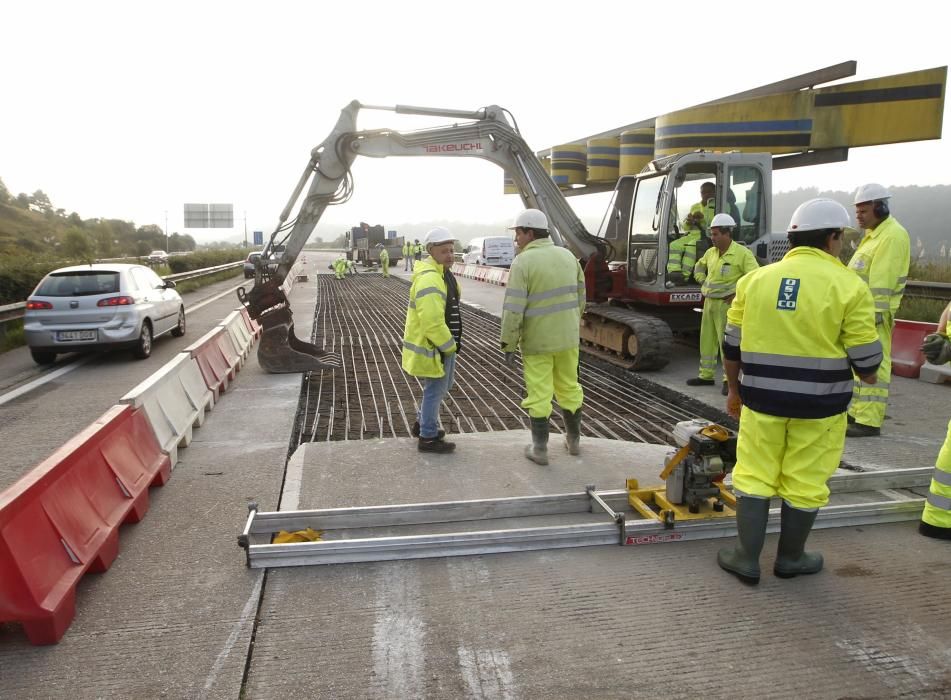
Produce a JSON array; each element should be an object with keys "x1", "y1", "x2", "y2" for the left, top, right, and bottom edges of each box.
[
  {"x1": 408, "y1": 301, "x2": 416, "y2": 309},
  {"x1": 852, "y1": 379, "x2": 890, "y2": 390},
  {"x1": 851, "y1": 353, "x2": 884, "y2": 371},
  {"x1": 523, "y1": 300, "x2": 581, "y2": 318},
  {"x1": 503, "y1": 302, "x2": 525, "y2": 313},
  {"x1": 526, "y1": 285, "x2": 580, "y2": 302},
  {"x1": 505, "y1": 288, "x2": 528, "y2": 299},
  {"x1": 436, "y1": 338, "x2": 456, "y2": 352},
  {"x1": 403, "y1": 340, "x2": 436, "y2": 358},
  {"x1": 724, "y1": 324, "x2": 741, "y2": 345},
  {"x1": 870, "y1": 287, "x2": 898, "y2": 296},
  {"x1": 743, "y1": 375, "x2": 853, "y2": 395},
  {"x1": 741, "y1": 351, "x2": 850, "y2": 371},
  {"x1": 849, "y1": 392, "x2": 889, "y2": 404},
  {"x1": 927, "y1": 492, "x2": 951, "y2": 511},
  {"x1": 874, "y1": 301, "x2": 890, "y2": 310},
  {"x1": 934, "y1": 469, "x2": 951, "y2": 487},
  {"x1": 417, "y1": 286, "x2": 446, "y2": 300},
  {"x1": 848, "y1": 340, "x2": 882, "y2": 358},
  {"x1": 896, "y1": 276, "x2": 908, "y2": 283}
]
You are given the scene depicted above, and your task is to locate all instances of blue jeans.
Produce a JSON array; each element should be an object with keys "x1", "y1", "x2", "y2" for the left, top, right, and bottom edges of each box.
[{"x1": 418, "y1": 354, "x2": 456, "y2": 438}]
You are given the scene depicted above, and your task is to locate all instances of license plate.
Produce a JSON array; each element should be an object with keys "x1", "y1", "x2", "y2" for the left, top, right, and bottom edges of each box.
[{"x1": 57, "y1": 330, "x2": 97, "y2": 341}]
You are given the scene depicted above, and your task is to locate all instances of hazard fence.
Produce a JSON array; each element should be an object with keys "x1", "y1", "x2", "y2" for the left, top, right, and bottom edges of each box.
[
  {"x1": 0, "y1": 307, "x2": 262, "y2": 645},
  {"x1": 451, "y1": 262, "x2": 510, "y2": 286}
]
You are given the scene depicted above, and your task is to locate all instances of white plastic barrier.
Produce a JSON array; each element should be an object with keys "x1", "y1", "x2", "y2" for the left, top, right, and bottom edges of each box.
[
  {"x1": 919, "y1": 361, "x2": 951, "y2": 384},
  {"x1": 119, "y1": 353, "x2": 213, "y2": 467},
  {"x1": 219, "y1": 310, "x2": 253, "y2": 362}
]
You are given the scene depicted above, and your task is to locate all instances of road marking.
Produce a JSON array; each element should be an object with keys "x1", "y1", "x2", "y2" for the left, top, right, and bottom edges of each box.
[
  {"x1": 200, "y1": 570, "x2": 264, "y2": 698},
  {"x1": 372, "y1": 565, "x2": 426, "y2": 698},
  {"x1": 0, "y1": 281, "x2": 248, "y2": 406}
]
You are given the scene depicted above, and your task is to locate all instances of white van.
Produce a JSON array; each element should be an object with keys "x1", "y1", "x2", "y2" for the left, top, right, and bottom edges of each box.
[{"x1": 462, "y1": 236, "x2": 515, "y2": 267}]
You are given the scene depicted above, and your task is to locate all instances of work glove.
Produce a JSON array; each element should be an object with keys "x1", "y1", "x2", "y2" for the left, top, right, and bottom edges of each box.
[
  {"x1": 503, "y1": 352, "x2": 517, "y2": 369},
  {"x1": 921, "y1": 333, "x2": 951, "y2": 365}
]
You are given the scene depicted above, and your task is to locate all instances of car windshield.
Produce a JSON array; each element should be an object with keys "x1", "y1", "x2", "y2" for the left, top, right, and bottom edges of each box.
[{"x1": 36, "y1": 271, "x2": 120, "y2": 296}]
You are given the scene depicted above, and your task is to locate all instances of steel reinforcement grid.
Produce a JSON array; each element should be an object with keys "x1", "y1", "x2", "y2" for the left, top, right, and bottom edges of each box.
[{"x1": 291, "y1": 274, "x2": 734, "y2": 447}]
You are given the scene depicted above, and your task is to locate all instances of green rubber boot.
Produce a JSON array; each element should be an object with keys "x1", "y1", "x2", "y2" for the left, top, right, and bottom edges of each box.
[
  {"x1": 773, "y1": 502, "x2": 823, "y2": 578},
  {"x1": 717, "y1": 496, "x2": 770, "y2": 585},
  {"x1": 562, "y1": 408, "x2": 582, "y2": 456},
  {"x1": 525, "y1": 417, "x2": 549, "y2": 465}
]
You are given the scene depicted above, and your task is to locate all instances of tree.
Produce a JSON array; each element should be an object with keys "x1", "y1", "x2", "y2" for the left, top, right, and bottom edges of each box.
[
  {"x1": 0, "y1": 177, "x2": 10, "y2": 204},
  {"x1": 30, "y1": 190, "x2": 52, "y2": 214},
  {"x1": 62, "y1": 229, "x2": 94, "y2": 262}
]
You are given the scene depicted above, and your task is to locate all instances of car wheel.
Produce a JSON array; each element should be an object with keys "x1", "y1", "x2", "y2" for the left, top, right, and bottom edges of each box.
[
  {"x1": 171, "y1": 306, "x2": 186, "y2": 337},
  {"x1": 133, "y1": 322, "x2": 153, "y2": 359},
  {"x1": 30, "y1": 349, "x2": 57, "y2": 365}
]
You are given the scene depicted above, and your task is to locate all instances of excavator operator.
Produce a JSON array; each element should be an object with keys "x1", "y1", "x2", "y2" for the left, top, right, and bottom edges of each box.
[{"x1": 667, "y1": 181, "x2": 716, "y2": 285}]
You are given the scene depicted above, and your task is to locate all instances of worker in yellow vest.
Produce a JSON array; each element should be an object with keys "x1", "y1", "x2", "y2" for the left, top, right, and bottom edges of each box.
[
  {"x1": 719, "y1": 199, "x2": 882, "y2": 585},
  {"x1": 688, "y1": 213, "x2": 758, "y2": 394},
  {"x1": 667, "y1": 182, "x2": 716, "y2": 286},
  {"x1": 846, "y1": 183, "x2": 910, "y2": 437},
  {"x1": 377, "y1": 244, "x2": 390, "y2": 278},
  {"x1": 501, "y1": 209, "x2": 586, "y2": 465},
  {"x1": 402, "y1": 239, "x2": 413, "y2": 271},
  {"x1": 333, "y1": 256, "x2": 348, "y2": 279},
  {"x1": 918, "y1": 304, "x2": 951, "y2": 540}
]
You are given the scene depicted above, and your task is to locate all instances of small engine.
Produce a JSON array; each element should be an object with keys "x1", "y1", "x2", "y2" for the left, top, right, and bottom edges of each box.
[{"x1": 664, "y1": 419, "x2": 738, "y2": 513}]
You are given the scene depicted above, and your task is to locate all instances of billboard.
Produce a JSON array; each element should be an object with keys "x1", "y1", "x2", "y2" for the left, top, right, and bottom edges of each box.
[{"x1": 184, "y1": 203, "x2": 234, "y2": 228}]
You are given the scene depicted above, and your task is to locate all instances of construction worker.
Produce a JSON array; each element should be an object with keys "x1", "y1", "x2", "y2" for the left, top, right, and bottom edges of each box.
[
  {"x1": 414, "y1": 239, "x2": 423, "y2": 263},
  {"x1": 333, "y1": 256, "x2": 348, "y2": 279},
  {"x1": 687, "y1": 213, "x2": 758, "y2": 395},
  {"x1": 667, "y1": 181, "x2": 716, "y2": 285},
  {"x1": 377, "y1": 244, "x2": 390, "y2": 278},
  {"x1": 501, "y1": 209, "x2": 586, "y2": 465},
  {"x1": 719, "y1": 198, "x2": 882, "y2": 585},
  {"x1": 346, "y1": 258, "x2": 356, "y2": 276},
  {"x1": 402, "y1": 227, "x2": 462, "y2": 453},
  {"x1": 918, "y1": 304, "x2": 951, "y2": 540},
  {"x1": 846, "y1": 183, "x2": 910, "y2": 438},
  {"x1": 402, "y1": 239, "x2": 413, "y2": 271}
]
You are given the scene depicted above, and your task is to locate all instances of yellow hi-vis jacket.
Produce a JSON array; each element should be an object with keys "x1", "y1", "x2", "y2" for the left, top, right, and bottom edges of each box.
[
  {"x1": 402, "y1": 241, "x2": 412, "y2": 257},
  {"x1": 694, "y1": 241, "x2": 759, "y2": 298},
  {"x1": 847, "y1": 216, "x2": 910, "y2": 323},
  {"x1": 402, "y1": 257, "x2": 458, "y2": 378},
  {"x1": 723, "y1": 246, "x2": 883, "y2": 419},
  {"x1": 501, "y1": 238, "x2": 585, "y2": 355},
  {"x1": 683, "y1": 200, "x2": 715, "y2": 234},
  {"x1": 379, "y1": 248, "x2": 389, "y2": 266}
]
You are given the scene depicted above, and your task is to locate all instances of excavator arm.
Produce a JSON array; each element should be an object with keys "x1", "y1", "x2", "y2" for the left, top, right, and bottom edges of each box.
[{"x1": 242, "y1": 100, "x2": 609, "y2": 373}]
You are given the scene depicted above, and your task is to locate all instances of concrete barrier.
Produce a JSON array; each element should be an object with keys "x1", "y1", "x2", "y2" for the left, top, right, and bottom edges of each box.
[
  {"x1": 184, "y1": 327, "x2": 234, "y2": 399},
  {"x1": 219, "y1": 310, "x2": 253, "y2": 362},
  {"x1": 120, "y1": 354, "x2": 213, "y2": 467}
]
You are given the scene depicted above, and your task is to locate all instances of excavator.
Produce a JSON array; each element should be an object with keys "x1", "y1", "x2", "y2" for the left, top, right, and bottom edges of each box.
[{"x1": 239, "y1": 100, "x2": 791, "y2": 373}]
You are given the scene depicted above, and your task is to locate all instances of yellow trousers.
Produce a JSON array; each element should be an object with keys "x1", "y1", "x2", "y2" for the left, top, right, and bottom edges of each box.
[
  {"x1": 521, "y1": 347, "x2": 584, "y2": 418},
  {"x1": 698, "y1": 297, "x2": 729, "y2": 381},
  {"x1": 922, "y1": 418, "x2": 951, "y2": 532},
  {"x1": 848, "y1": 318, "x2": 892, "y2": 428},
  {"x1": 732, "y1": 407, "x2": 847, "y2": 509}
]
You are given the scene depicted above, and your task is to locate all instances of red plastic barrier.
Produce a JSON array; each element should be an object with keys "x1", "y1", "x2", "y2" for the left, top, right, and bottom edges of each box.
[
  {"x1": 184, "y1": 327, "x2": 233, "y2": 398},
  {"x1": 891, "y1": 319, "x2": 938, "y2": 378},
  {"x1": 0, "y1": 404, "x2": 171, "y2": 645}
]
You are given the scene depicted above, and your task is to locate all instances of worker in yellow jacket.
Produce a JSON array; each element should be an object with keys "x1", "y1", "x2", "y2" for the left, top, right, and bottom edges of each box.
[
  {"x1": 688, "y1": 213, "x2": 758, "y2": 394},
  {"x1": 918, "y1": 304, "x2": 951, "y2": 540},
  {"x1": 377, "y1": 244, "x2": 390, "y2": 278},
  {"x1": 719, "y1": 198, "x2": 882, "y2": 585},
  {"x1": 667, "y1": 181, "x2": 715, "y2": 286},
  {"x1": 846, "y1": 183, "x2": 910, "y2": 438},
  {"x1": 332, "y1": 256, "x2": 348, "y2": 279},
  {"x1": 402, "y1": 227, "x2": 462, "y2": 453},
  {"x1": 402, "y1": 239, "x2": 413, "y2": 271},
  {"x1": 501, "y1": 209, "x2": 586, "y2": 465}
]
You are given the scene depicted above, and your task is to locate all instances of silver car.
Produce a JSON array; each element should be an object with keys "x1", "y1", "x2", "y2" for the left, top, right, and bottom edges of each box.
[{"x1": 23, "y1": 263, "x2": 185, "y2": 365}]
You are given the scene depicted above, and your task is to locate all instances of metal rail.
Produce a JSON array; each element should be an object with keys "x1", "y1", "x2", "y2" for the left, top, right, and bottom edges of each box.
[{"x1": 239, "y1": 467, "x2": 932, "y2": 568}]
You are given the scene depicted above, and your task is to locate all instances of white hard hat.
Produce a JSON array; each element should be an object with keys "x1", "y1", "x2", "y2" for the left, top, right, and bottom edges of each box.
[
  {"x1": 853, "y1": 183, "x2": 891, "y2": 205},
  {"x1": 508, "y1": 208, "x2": 549, "y2": 230},
  {"x1": 787, "y1": 198, "x2": 854, "y2": 234},
  {"x1": 424, "y1": 226, "x2": 457, "y2": 246},
  {"x1": 710, "y1": 213, "x2": 736, "y2": 229}
]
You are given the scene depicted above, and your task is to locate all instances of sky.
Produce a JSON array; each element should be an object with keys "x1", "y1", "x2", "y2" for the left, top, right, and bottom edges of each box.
[{"x1": 2, "y1": 0, "x2": 949, "y2": 246}]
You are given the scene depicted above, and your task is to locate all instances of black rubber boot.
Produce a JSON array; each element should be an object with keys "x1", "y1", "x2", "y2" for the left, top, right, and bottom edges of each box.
[
  {"x1": 525, "y1": 417, "x2": 549, "y2": 465},
  {"x1": 773, "y1": 502, "x2": 823, "y2": 578},
  {"x1": 562, "y1": 408, "x2": 582, "y2": 456},
  {"x1": 412, "y1": 420, "x2": 444, "y2": 440},
  {"x1": 717, "y1": 496, "x2": 770, "y2": 585}
]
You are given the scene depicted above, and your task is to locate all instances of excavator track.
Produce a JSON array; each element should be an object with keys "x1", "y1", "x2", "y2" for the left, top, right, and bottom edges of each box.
[{"x1": 580, "y1": 305, "x2": 673, "y2": 371}]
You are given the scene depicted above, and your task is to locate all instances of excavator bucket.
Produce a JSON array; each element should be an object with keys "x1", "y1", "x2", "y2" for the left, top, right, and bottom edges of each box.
[{"x1": 238, "y1": 285, "x2": 341, "y2": 374}]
